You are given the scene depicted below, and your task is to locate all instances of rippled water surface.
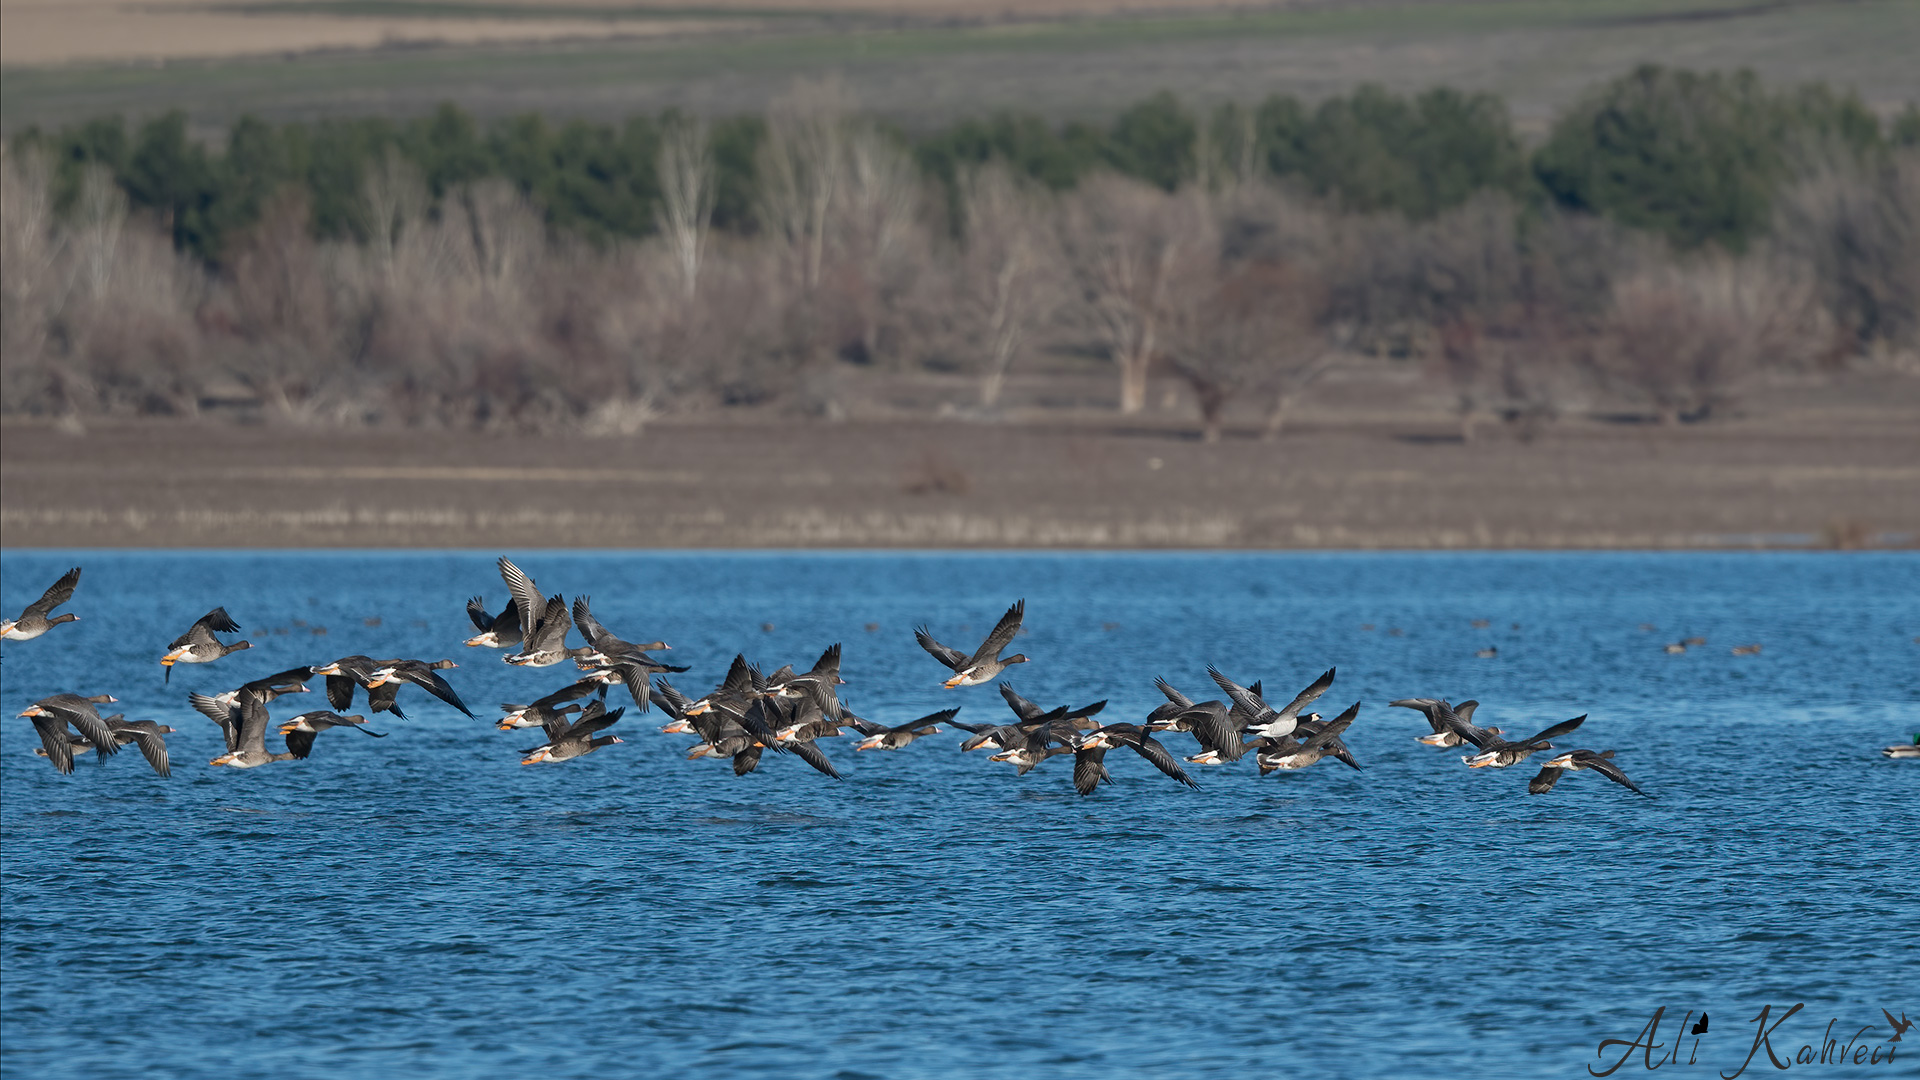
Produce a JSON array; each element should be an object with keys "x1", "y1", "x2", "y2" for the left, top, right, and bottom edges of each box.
[{"x1": 2, "y1": 551, "x2": 1916, "y2": 1079}]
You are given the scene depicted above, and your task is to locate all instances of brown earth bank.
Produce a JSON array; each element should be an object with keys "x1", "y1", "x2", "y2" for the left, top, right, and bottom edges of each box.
[{"x1": 4, "y1": 369, "x2": 1917, "y2": 550}]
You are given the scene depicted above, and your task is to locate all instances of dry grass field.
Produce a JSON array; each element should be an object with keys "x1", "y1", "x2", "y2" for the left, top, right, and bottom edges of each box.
[
  {"x1": 2, "y1": 0, "x2": 1914, "y2": 134},
  {"x1": 5, "y1": 364, "x2": 1916, "y2": 550}
]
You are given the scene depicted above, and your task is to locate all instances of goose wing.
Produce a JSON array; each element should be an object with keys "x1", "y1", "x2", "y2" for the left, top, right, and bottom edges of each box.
[
  {"x1": 1073, "y1": 746, "x2": 1111, "y2": 795},
  {"x1": 998, "y1": 682, "x2": 1045, "y2": 722},
  {"x1": 894, "y1": 707, "x2": 961, "y2": 734},
  {"x1": 174, "y1": 607, "x2": 240, "y2": 648},
  {"x1": 1152, "y1": 676, "x2": 1193, "y2": 708},
  {"x1": 396, "y1": 664, "x2": 474, "y2": 718},
  {"x1": 466, "y1": 596, "x2": 493, "y2": 633},
  {"x1": 1527, "y1": 766, "x2": 1561, "y2": 794},
  {"x1": 1206, "y1": 665, "x2": 1276, "y2": 725},
  {"x1": 235, "y1": 693, "x2": 272, "y2": 754},
  {"x1": 117, "y1": 721, "x2": 171, "y2": 778},
  {"x1": 1522, "y1": 714, "x2": 1587, "y2": 747},
  {"x1": 967, "y1": 599, "x2": 1026, "y2": 665},
  {"x1": 1271, "y1": 667, "x2": 1336, "y2": 725},
  {"x1": 1176, "y1": 701, "x2": 1246, "y2": 760},
  {"x1": 1131, "y1": 732, "x2": 1200, "y2": 788},
  {"x1": 1584, "y1": 753, "x2": 1649, "y2": 797},
  {"x1": 23, "y1": 567, "x2": 81, "y2": 619},
  {"x1": 789, "y1": 739, "x2": 841, "y2": 779},
  {"x1": 30, "y1": 715, "x2": 75, "y2": 774},
  {"x1": 914, "y1": 626, "x2": 968, "y2": 672},
  {"x1": 498, "y1": 558, "x2": 544, "y2": 643},
  {"x1": 571, "y1": 595, "x2": 619, "y2": 651},
  {"x1": 572, "y1": 705, "x2": 625, "y2": 739},
  {"x1": 1299, "y1": 701, "x2": 1360, "y2": 752}
]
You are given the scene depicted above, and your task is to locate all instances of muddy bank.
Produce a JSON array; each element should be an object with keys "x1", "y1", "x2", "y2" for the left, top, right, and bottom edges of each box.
[{"x1": 4, "y1": 397, "x2": 1916, "y2": 549}]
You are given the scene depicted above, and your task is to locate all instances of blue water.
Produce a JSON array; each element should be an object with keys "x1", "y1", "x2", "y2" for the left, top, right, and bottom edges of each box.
[{"x1": 2, "y1": 551, "x2": 1916, "y2": 1080}]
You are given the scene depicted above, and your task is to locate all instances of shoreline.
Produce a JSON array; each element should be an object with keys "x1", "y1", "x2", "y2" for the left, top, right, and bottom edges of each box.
[{"x1": 6, "y1": 396, "x2": 1916, "y2": 550}]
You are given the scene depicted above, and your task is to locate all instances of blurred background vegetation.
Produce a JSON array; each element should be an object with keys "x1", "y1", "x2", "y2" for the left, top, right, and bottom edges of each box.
[{"x1": 4, "y1": 63, "x2": 1917, "y2": 436}]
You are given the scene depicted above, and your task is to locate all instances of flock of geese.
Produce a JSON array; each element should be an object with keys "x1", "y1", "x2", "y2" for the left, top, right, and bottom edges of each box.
[{"x1": 8, "y1": 563, "x2": 1915, "y2": 791}]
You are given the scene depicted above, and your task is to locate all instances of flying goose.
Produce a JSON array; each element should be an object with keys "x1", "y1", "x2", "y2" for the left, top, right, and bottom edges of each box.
[
  {"x1": 1528, "y1": 749, "x2": 1649, "y2": 796},
  {"x1": 498, "y1": 679, "x2": 602, "y2": 731},
  {"x1": 1253, "y1": 702, "x2": 1360, "y2": 773},
  {"x1": 1073, "y1": 722, "x2": 1199, "y2": 793},
  {"x1": 1208, "y1": 665, "x2": 1335, "y2": 740},
  {"x1": 1462, "y1": 715, "x2": 1587, "y2": 769},
  {"x1": 18, "y1": 694, "x2": 121, "y2": 762},
  {"x1": 851, "y1": 708, "x2": 961, "y2": 751},
  {"x1": 498, "y1": 559, "x2": 580, "y2": 668},
  {"x1": 915, "y1": 600, "x2": 1030, "y2": 688},
  {"x1": 521, "y1": 703, "x2": 625, "y2": 764},
  {"x1": 2, "y1": 566, "x2": 81, "y2": 641},
  {"x1": 464, "y1": 594, "x2": 523, "y2": 649},
  {"x1": 363, "y1": 659, "x2": 474, "y2": 718},
  {"x1": 278, "y1": 711, "x2": 386, "y2": 757},
  {"x1": 1390, "y1": 698, "x2": 1494, "y2": 748},
  {"x1": 208, "y1": 689, "x2": 299, "y2": 768},
  {"x1": 161, "y1": 608, "x2": 250, "y2": 682},
  {"x1": 571, "y1": 595, "x2": 685, "y2": 705}
]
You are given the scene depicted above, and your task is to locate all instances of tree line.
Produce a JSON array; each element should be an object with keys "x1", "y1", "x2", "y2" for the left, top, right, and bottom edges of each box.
[{"x1": 2, "y1": 66, "x2": 1916, "y2": 436}]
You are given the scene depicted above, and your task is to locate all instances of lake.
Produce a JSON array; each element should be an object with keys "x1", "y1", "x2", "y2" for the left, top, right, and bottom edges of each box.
[{"x1": 2, "y1": 551, "x2": 1916, "y2": 1079}]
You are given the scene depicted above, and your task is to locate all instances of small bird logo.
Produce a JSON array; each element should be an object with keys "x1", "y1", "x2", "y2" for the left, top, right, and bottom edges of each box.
[
  {"x1": 1885, "y1": 1009, "x2": 1912, "y2": 1042},
  {"x1": 1692, "y1": 1013, "x2": 1710, "y2": 1035}
]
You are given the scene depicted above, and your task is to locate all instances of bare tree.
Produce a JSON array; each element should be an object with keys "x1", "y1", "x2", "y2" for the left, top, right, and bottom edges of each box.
[
  {"x1": 760, "y1": 77, "x2": 852, "y2": 293},
  {"x1": 1594, "y1": 256, "x2": 1826, "y2": 423},
  {"x1": 1165, "y1": 259, "x2": 1336, "y2": 442},
  {"x1": 1061, "y1": 174, "x2": 1212, "y2": 414},
  {"x1": 222, "y1": 189, "x2": 333, "y2": 419},
  {"x1": 656, "y1": 116, "x2": 714, "y2": 303},
  {"x1": 1, "y1": 148, "x2": 65, "y2": 409},
  {"x1": 358, "y1": 146, "x2": 426, "y2": 284},
  {"x1": 1774, "y1": 151, "x2": 1920, "y2": 358},
  {"x1": 835, "y1": 124, "x2": 925, "y2": 365},
  {"x1": 952, "y1": 163, "x2": 1060, "y2": 408}
]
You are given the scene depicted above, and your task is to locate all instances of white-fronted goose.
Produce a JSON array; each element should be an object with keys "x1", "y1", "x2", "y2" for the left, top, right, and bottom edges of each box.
[
  {"x1": 571, "y1": 595, "x2": 686, "y2": 705},
  {"x1": 104, "y1": 714, "x2": 174, "y2": 777},
  {"x1": 2, "y1": 566, "x2": 81, "y2": 641},
  {"x1": 18, "y1": 694, "x2": 120, "y2": 762},
  {"x1": 521, "y1": 703, "x2": 625, "y2": 764},
  {"x1": 1390, "y1": 698, "x2": 1488, "y2": 748},
  {"x1": 1462, "y1": 715, "x2": 1587, "y2": 769},
  {"x1": 161, "y1": 608, "x2": 250, "y2": 682},
  {"x1": 209, "y1": 690, "x2": 298, "y2": 768},
  {"x1": 852, "y1": 708, "x2": 961, "y2": 751},
  {"x1": 363, "y1": 659, "x2": 474, "y2": 718},
  {"x1": 1073, "y1": 722, "x2": 1198, "y2": 793},
  {"x1": 499, "y1": 679, "x2": 601, "y2": 731},
  {"x1": 498, "y1": 558, "x2": 580, "y2": 668},
  {"x1": 1529, "y1": 749, "x2": 1650, "y2": 796},
  {"x1": 278, "y1": 711, "x2": 386, "y2": 758},
  {"x1": 1254, "y1": 702, "x2": 1360, "y2": 773},
  {"x1": 915, "y1": 599, "x2": 1029, "y2": 688},
  {"x1": 464, "y1": 595, "x2": 522, "y2": 649}
]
